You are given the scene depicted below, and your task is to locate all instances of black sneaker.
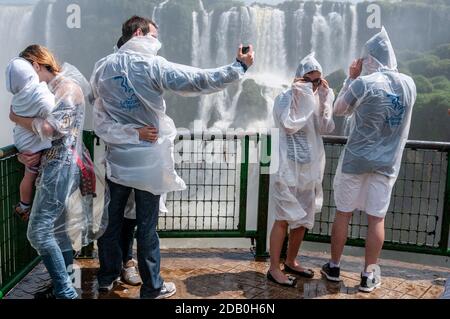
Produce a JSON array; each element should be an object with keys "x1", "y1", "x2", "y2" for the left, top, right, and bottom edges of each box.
[
  {"x1": 34, "y1": 286, "x2": 55, "y2": 299},
  {"x1": 321, "y1": 263, "x2": 341, "y2": 282},
  {"x1": 98, "y1": 277, "x2": 121, "y2": 293},
  {"x1": 359, "y1": 273, "x2": 381, "y2": 293}
]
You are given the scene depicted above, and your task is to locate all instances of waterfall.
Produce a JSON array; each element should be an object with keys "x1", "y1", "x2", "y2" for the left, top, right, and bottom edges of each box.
[
  {"x1": 196, "y1": 0, "x2": 213, "y2": 67},
  {"x1": 329, "y1": 8, "x2": 346, "y2": 73},
  {"x1": 191, "y1": 1, "x2": 214, "y2": 67},
  {"x1": 0, "y1": 1, "x2": 367, "y2": 136},
  {"x1": 195, "y1": 5, "x2": 290, "y2": 130},
  {"x1": 152, "y1": 0, "x2": 170, "y2": 25},
  {"x1": 192, "y1": 11, "x2": 200, "y2": 66},
  {"x1": 0, "y1": 5, "x2": 34, "y2": 146},
  {"x1": 215, "y1": 9, "x2": 239, "y2": 66},
  {"x1": 348, "y1": 3, "x2": 359, "y2": 64},
  {"x1": 249, "y1": 6, "x2": 288, "y2": 78},
  {"x1": 293, "y1": 3, "x2": 305, "y2": 62},
  {"x1": 311, "y1": 4, "x2": 332, "y2": 75},
  {"x1": 239, "y1": 7, "x2": 251, "y2": 45},
  {"x1": 45, "y1": 2, "x2": 54, "y2": 49}
]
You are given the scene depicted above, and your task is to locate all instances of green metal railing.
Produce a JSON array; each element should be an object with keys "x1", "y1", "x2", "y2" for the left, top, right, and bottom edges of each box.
[
  {"x1": 0, "y1": 145, "x2": 39, "y2": 299},
  {"x1": 0, "y1": 131, "x2": 98, "y2": 297},
  {"x1": 158, "y1": 133, "x2": 257, "y2": 241},
  {"x1": 256, "y1": 135, "x2": 450, "y2": 257}
]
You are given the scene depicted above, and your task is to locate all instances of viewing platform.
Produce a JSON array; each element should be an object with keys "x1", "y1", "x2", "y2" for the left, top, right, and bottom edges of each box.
[
  {"x1": 1, "y1": 131, "x2": 449, "y2": 299},
  {"x1": 4, "y1": 248, "x2": 449, "y2": 299}
]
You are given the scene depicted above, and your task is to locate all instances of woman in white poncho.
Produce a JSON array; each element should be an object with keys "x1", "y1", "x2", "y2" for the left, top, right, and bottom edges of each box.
[{"x1": 268, "y1": 53, "x2": 335, "y2": 287}]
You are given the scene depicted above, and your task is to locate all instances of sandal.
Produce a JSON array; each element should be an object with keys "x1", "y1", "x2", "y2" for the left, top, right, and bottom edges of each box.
[
  {"x1": 14, "y1": 203, "x2": 31, "y2": 222},
  {"x1": 284, "y1": 264, "x2": 315, "y2": 279},
  {"x1": 267, "y1": 270, "x2": 297, "y2": 288}
]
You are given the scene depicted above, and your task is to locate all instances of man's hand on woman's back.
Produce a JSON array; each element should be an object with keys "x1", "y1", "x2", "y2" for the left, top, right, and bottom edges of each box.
[{"x1": 137, "y1": 126, "x2": 159, "y2": 143}]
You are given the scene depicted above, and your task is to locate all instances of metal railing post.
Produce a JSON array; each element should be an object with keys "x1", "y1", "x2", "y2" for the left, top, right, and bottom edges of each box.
[
  {"x1": 238, "y1": 135, "x2": 250, "y2": 235},
  {"x1": 255, "y1": 134, "x2": 271, "y2": 260},
  {"x1": 439, "y1": 151, "x2": 450, "y2": 255}
]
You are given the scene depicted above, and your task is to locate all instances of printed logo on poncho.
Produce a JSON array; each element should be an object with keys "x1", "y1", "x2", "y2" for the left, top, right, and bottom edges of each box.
[
  {"x1": 113, "y1": 76, "x2": 141, "y2": 111},
  {"x1": 385, "y1": 93, "x2": 405, "y2": 127}
]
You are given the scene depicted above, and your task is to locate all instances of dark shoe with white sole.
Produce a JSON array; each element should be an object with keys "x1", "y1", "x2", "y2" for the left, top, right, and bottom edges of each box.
[
  {"x1": 359, "y1": 273, "x2": 381, "y2": 293},
  {"x1": 321, "y1": 263, "x2": 341, "y2": 282},
  {"x1": 98, "y1": 277, "x2": 121, "y2": 293}
]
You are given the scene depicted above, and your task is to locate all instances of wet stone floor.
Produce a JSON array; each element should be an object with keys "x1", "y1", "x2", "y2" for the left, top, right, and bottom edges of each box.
[{"x1": 5, "y1": 249, "x2": 449, "y2": 299}]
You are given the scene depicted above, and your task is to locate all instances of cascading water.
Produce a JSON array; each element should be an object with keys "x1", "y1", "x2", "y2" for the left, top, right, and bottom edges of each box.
[
  {"x1": 311, "y1": 4, "x2": 332, "y2": 74},
  {"x1": 152, "y1": 0, "x2": 170, "y2": 25},
  {"x1": 293, "y1": 3, "x2": 305, "y2": 61},
  {"x1": 188, "y1": 1, "x2": 362, "y2": 131},
  {"x1": 192, "y1": 3, "x2": 292, "y2": 130},
  {"x1": 45, "y1": 1, "x2": 54, "y2": 49},
  {"x1": 250, "y1": 6, "x2": 289, "y2": 79},
  {"x1": 348, "y1": 3, "x2": 359, "y2": 65},
  {"x1": 192, "y1": 10, "x2": 200, "y2": 66},
  {"x1": 0, "y1": 0, "x2": 366, "y2": 140}
]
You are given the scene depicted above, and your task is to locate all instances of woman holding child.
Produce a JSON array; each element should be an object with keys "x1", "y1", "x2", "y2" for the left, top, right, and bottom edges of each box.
[{"x1": 9, "y1": 45, "x2": 95, "y2": 299}]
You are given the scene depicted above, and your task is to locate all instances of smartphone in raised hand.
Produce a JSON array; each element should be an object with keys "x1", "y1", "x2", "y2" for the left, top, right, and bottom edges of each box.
[{"x1": 242, "y1": 46, "x2": 250, "y2": 54}]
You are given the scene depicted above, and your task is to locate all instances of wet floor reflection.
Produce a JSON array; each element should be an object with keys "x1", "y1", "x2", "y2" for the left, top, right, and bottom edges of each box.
[{"x1": 5, "y1": 249, "x2": 448, "y2": 299}]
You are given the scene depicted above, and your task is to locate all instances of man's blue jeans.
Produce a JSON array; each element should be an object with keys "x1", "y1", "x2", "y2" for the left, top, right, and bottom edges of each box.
[{"x1": 97, "y1": 179, "x2": 163, "y2": 298}]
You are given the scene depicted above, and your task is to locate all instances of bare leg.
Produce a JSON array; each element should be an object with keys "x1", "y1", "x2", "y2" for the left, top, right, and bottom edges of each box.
[
  {"x1": 20, "y1": 170, "x2": 37, "y2": 205},
  {"x1": 285, "y1": 226, "x2": 308, "y2": 271},
  {"x1": 269, "y1": 220, "x2": 290, "y2": 282},
  {"x1": 331, "y1": 210, "x2": 352, "y2": 264},
  {"x1": 365, "y1": 215, "x2": 385, "y2": 271}
]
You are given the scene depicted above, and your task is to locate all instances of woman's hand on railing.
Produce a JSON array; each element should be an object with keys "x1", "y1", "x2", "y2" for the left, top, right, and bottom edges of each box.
[
  {"x1": 17, "y1": 152, "x2": 41, "y2": 168},
  {"x1": 137, "y1": 126, "x2": 159, "y2": 143}
]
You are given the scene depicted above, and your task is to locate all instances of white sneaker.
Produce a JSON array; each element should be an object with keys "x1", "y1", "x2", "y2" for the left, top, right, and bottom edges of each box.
[
  {"x1": 441, "y1": 278, "x2": 450, "y2": 299},
  {"x1": 155, "y1": 282, "x2": 177, "y2": 299},
  {"x1": 122, "y1": 259, "x2": 142, "y2": 286}
]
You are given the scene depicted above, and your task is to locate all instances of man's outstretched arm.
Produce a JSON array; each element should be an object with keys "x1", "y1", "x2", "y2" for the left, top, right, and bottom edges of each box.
[{"x1": 155, "y1": 45, "x2": 255, "y2": 97}]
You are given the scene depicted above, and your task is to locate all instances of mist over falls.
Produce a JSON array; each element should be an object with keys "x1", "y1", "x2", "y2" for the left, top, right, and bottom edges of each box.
[{"x1": 1, "y1": 0, "x2": 450, "y2": 146}]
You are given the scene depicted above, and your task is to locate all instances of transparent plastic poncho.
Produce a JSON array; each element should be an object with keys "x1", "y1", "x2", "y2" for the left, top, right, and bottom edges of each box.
[
  {"x1": 27, "y1": 63, "x2": 109, "y2": 253},
  {"x1": 270, "y1": 53, "x2": 335, "y2": 229},
  {"x1": 334, "y1": 27, "x2": 417, "y2": 178},
  {"x1": 91, "y1": 35, "x2": 245, "y2": 195}
]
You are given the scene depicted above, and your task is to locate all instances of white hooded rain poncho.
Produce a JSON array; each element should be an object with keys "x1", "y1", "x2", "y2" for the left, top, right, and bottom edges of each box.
[
  {"x1": 333, "y1": 27, "x2": 417, "y2": 217},
  {"x1": 6, "y1": 57, "x2": 56, "y2": 154},
  {"x1": 91, "y1": 35, "x2": 246, "y2": 195},
  {"x1": 270, "y1": 53, "x2": 335, "y2": 230}
]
